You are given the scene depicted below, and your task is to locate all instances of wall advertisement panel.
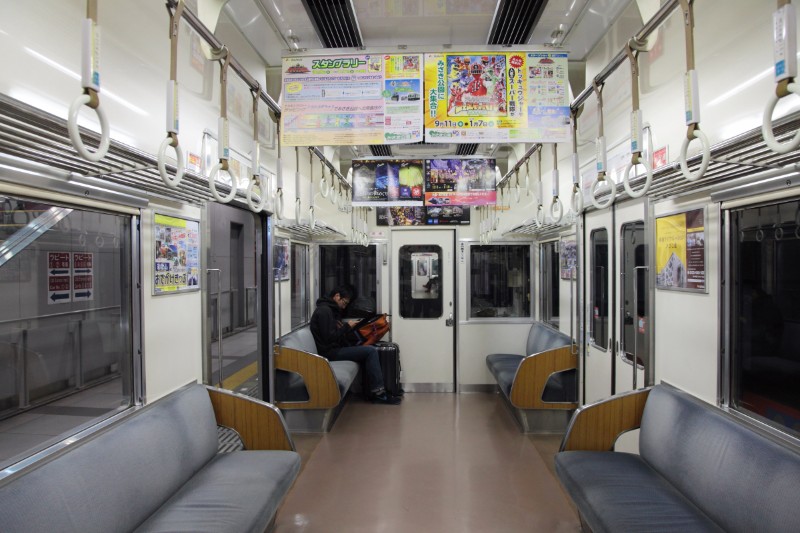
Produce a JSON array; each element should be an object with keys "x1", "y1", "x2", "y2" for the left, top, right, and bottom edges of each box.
[
  {"x1": 376, "y1": 206, "x2": 470, "y2": 226},
  {"x1": 154, "y1": 214, "x2": 201, "y2": 295},
  {"x1": 425, "y1": 158, "x2": 496, "y2": 206},
  {"x1": 655, "y1": 207, "x2": 706, "y2": 292},
  {"x1": 352, "y1": 159, "x2": 425, "y2": 206},
  {"x1": 424, "y1": 51, "x2": 569, "y2": 143},
  {"x1": 280, "y1": 53, "x2": 423, "y2": 146}
]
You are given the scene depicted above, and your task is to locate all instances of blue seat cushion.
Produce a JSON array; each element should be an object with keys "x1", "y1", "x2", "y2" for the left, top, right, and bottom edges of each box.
[
  {"x1": 135, "y1": 450, "x2": 301, "y2": 533},
  {"x1": 555, "y1": 451, "x2": 722, "y2": 533},
  {"x1": 485, "y1": 353, "x2": 523, "y2": 397}
]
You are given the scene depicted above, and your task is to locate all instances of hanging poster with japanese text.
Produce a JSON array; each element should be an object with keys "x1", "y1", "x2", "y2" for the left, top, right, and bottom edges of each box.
[
  {"x1": 352, "y1": 159, "x2": 425, "y2": 206},
  {"x1": 424, "y1": 51, "x2": 569, "y2": 143},
  {"x1": 281, "y1": 53, "x2": 423, "y2": 146},
  {"x1": 425, "y1": 158, "x2": 496, "y2": 206},
  {"x1": 154, "y1": 214, "x2": 201, "y2": 295},
  {"x1": 655, "y1": 207, "x2": 706, "y2": 292}
]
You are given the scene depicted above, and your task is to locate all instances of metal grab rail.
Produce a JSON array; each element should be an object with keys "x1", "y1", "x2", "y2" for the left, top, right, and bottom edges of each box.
[{"x1": 206, "y1": 269, "x2": 223, "y2": 387}]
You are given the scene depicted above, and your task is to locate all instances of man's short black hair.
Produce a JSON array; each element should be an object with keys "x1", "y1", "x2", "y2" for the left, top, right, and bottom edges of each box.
[{"x1": 329, "y1": 286, "x2": 353, "y2": 300}]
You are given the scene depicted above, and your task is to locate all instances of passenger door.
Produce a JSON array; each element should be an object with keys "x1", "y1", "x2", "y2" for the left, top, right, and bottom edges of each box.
[
  {"x1": 583, "y1": 208, "x2": 613, "y2": 403},
  {"x1": 205, "y1": 203, "x2": 263, "y2": 396},
  {"x1": 614, "y1": 199, "x2": 650, "y2": 394},
  {"x1": 390, "y1": 229, "x2": 455, "y2": 391}
]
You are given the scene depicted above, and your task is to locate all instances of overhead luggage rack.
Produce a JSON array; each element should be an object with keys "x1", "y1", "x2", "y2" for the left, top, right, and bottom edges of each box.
[
  {"x1": 0, "y1": 94, "x2": 258, "y2": 208},
  {"x1": 275, "y1": 217, "x2": 345, "y2": 240}
]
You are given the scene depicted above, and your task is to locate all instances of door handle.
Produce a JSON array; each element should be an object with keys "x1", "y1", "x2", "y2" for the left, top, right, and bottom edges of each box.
[{"x1": 445, "y1": 313, "x2": 454, "y2": 327}]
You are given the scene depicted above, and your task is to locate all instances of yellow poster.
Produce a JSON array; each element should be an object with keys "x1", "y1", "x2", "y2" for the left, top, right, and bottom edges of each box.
[
  {"x1": 424, "y1": 51, "x2": 569, "y2": 143},
  {"x1": 656, "y1": 208, "x2": 705, "y2": 291}
]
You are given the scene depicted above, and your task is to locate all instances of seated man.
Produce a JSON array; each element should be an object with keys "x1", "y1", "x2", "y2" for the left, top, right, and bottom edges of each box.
[{"x1": 310, "y1": 287, "x2": 401, "y2": 405}]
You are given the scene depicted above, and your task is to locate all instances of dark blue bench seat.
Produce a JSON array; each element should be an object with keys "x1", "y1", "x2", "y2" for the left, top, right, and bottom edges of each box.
[
  {"x1": 275, "y1": 325, "x2": 359, "y2": 432},
  {"x1": 555, "y1": 384, "x2": 800, "y2": 533},
  {"x1": 485, "y1": 321, "x2": 577, "y2": 433}
]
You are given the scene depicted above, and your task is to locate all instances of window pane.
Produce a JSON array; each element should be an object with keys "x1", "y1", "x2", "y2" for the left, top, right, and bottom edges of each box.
[
  {"x1": 540, "y1": 241, "x2": 560, "y2": 327},
  {"x1": 621, "y1": 222, "x2": 647, "y2": 367},
  {"x1": 290, "y1": 243, "x2": 309, "y2": 328},
  {"x1": 318, "y1": 245, "x2": 377, "y2": 318},
  {"x1": 399, "y1": 245, "x2": 442, "y2": 318},
  {"x1": 730, "y1": 201, "x2": 800, "y2": 436},
  {"x1": 469, "y1": 245, "x2": 530, "y2": 318},
  {"x1": 591, "y1": 229, "x2": 609, "y2": 349},
  {"x1": 0, "y1": 196, "x2": 133, "y2": 469}
]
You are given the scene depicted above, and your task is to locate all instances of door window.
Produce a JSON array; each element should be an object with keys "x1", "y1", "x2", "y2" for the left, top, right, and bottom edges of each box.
[
  {"x1": 540, "y1": 241, "x2": 560, "y2": 326},
  {"x1": 620, "y1": 222, "x2": 647, "y2": 369},
  {"x1": 590, "y1": 229, "x2": 609, "y2": 349},
  {"x1": 399, "y1": 245, "x2": 442, "y2": 318}
]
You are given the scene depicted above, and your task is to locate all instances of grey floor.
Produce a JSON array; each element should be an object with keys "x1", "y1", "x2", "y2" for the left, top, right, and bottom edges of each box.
[{"x1": 275, "y1": 392, "x2": 580, "y2": 533}]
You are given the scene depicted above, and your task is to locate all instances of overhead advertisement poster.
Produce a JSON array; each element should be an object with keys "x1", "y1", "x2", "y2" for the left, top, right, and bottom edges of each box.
[
  {"x1": 376, "y1": 206, "x2": 471, "y2": 226},
  {"x1": 281, "y1": 53, "x2": 423, "y2": 146},
  {"x1": 425, "y1": 158, "x2": 497, "y2": 206},
  {"x1": 352, "y1": 159, "x2": 425, "y2": 206},
  {"x1": 424, "y1": 51, "x2": 569, "y2": 143},
  {"x1": 655, "y1": 208, "x2": 706, "y2": 292}
]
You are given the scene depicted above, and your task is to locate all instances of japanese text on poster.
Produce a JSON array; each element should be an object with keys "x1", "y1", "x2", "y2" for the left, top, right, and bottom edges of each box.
[
  {"x1": 424, "y1": 51, "x2": 569, "y2": 143},
  {"x1": 154, "y1": 214, "x2": 200, "y2": 294},
  {"x1": 281, "y1": 53, "x2": 423, "y2": 146},
  {"x1": 47, "y1": 252, "x2": 94, "y2": 304},
  {"x1": 425, "y1": 158, "x2": 496, "y2": 206},
  {"x1": 656, "y1": 208, "x2": 705, "y2": 291}
]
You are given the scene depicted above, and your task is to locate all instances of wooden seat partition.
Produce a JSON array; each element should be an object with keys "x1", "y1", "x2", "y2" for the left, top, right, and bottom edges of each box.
[
  {"x1": 273, "y1": 346, "x2": 342, "y2": 410},
  {"x1": 206, "y1": 385, "x2": 295, "y2": 451},
  {"x1": 510, "y1": 345, "x2": 579, "y2": 410}
]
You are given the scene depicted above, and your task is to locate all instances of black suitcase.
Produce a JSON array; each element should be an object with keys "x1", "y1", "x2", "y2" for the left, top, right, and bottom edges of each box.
[{"x1": 373, "y1": 341, "x2": 403, "y2": 396}]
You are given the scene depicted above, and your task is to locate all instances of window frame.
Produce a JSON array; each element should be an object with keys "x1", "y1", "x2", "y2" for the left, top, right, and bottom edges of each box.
[
  {"x1": 589, "y1": 228, "x2": 610, "y2": 351},
  {"x1": 290, "y1": 241, "x2": 310, "y2": 328},
  {"x1": 465, "y1": 241, "x2": 533, "y2": 323},
  {"x1": 315, "y1": 242, "x2": 382, "y2": 319},
  {"x1": 539, "y1": 239, "x2": 560, "y2": 328},
  {"x1": 0, "y1": 194, "x2": 142, "y2": 480}
]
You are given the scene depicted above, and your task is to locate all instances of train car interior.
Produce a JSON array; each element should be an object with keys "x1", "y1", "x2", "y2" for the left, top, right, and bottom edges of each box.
[{"x1": 1, "y1": 0, "x2": 800, "y2": 531}]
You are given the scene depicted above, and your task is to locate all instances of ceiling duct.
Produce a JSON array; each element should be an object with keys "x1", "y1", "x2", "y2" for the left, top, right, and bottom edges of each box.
[
  {"x1": 300, "y1": 0, "x2": 363, "y2": 48},
  {"x1": 456, "y1": 144, "x2": 479, "y2": 156},
  {"x1": 487, "y1": 0, "x2": 550, "y2": 45},
  {"x1": 369, "y1": 145, "x2": 392, "y2": 157}
]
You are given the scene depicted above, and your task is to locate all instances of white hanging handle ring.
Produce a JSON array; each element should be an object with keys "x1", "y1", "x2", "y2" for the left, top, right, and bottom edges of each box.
[
  {"x1": 571, "y1": 184, "x2": 584, "y2": 214},
  {"x1": 623, "y1": 154, "x2": 653, "y2": 198},
  {"x1": 246, "y1": 176, "x2": 267, "y2": 212},
  {"x1": 550, "y1": 198, "x2": 564, "y2": 224},
  {"x1": 68, "y1": 94, "x2": 110, "y2": 162},
  {"x1": 678, "y1": 128, "x2": 711, "y2": 182},
  {"x1": 157, "y1": 136, "x2": 185, "y2": 189},
  {"x1": 762, "y1": 83, "x2": 800, "y2": 154},
  {"x1": 590, "y1": 174, "x2": 617, "y2": 210},
  {"x1": 209, "y1": 162, "x2": 238, "y2": 203}
]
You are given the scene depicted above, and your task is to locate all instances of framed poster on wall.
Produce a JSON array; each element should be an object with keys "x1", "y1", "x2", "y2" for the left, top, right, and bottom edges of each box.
[
  {"x1": 655, "y1": 207, "x2": 706, "y2": 292},
  {"x1": 274, "y1": 237, "x2": 290, "y2": 281},
  {"x1": 154, "y1": 213, "x2": 201, "y2": 295},
  {"x1": 560, "y1": 235, "x2": 577, "y2": 280}
]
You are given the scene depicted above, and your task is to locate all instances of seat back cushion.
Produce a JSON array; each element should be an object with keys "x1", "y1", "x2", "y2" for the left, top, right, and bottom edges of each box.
[
  {"x1": 526, "y1": 322, "x2": 571, "y2": 355},
  {"x1": 639, "y1": 384, "x2": 800, "y2": 533},
  {"x1": 279, "y1": 327, "x2": 318, "y2": 354},
  {"x1": 485, "y1": 354, "x2": 524, "y2": 398},
  {"x1": 0, "y1": 383, "x2": 219, "y2": 533}
]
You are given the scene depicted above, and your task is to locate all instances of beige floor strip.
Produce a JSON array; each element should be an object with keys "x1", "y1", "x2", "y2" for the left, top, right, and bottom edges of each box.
[{"x1": 275, "y1": 392, "x2": 579, "y2": 532}]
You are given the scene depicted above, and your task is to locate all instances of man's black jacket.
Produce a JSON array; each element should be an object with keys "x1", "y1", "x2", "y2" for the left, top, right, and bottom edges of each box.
[{"x1": 310, "y1": 296, "x2": 352, "y2": 358}]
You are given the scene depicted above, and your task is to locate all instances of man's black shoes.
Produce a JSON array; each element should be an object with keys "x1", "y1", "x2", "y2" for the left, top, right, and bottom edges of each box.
[{"x1": 371, "y1": 392, "x2": 401, "y2": 405}]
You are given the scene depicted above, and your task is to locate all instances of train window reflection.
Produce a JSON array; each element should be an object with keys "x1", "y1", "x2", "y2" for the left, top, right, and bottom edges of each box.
[
  {"x1": 469, "y1": 244, "x2": 531, "y2": 319},
  {"x1": 291, "y1": 243, "x2": 309, "y2": 328},
  {"x1": 399, "y1": 245, "x2": 442, "y2": 318},
  {"x1": 591, "y1": 229, "x2": 609, "y2": 349},
  {"x1": 730, "y1": 200, "x2": 800, "y2": 436},
  {"x1": 318, "y1": 244, "x2": 378, "y2": 318},
  {"x1": 0, "y1": 196, "x2": 134, "y2": 469}
]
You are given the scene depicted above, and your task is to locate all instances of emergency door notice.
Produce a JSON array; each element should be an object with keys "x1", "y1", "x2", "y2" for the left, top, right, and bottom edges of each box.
[{"x1": 48, "y1": 252, "x2": 94, "y2": 304}]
